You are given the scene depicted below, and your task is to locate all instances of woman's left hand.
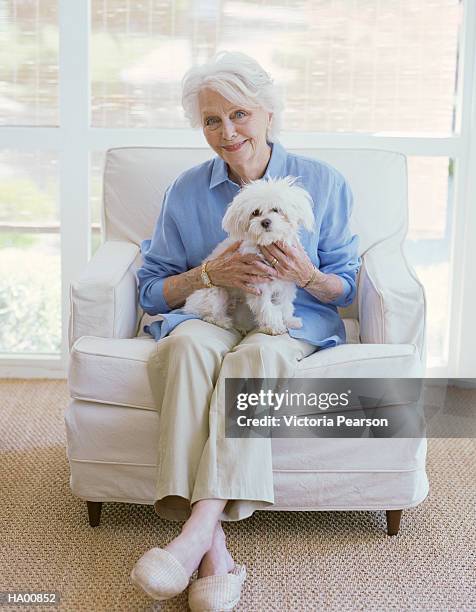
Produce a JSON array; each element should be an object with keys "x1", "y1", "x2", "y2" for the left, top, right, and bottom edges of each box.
[{"x1": 260, "y1": 241, "x2": 316, "y2": 287}]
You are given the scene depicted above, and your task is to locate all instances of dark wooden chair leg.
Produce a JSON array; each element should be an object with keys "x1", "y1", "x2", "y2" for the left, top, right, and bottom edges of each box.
[
  {"x1": 86, "y1": 501, "x2": 103, "y2": 527},
  {"x1": 386, "y1": 509, "x2": 402, "y2": 535}
]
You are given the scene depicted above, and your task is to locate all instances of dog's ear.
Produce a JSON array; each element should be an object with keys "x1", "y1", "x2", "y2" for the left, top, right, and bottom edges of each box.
[
  {"x1": 284, "y1": 177, "x2": 315, "y2": 232},
  {"x1": 283, "y1": 175, "x2": 299, "y2": 188},
  {"x1": 295, "y1": 187, "x2": 316, "y2": 231},
  {"x1": 222, "y1": 193, "x2": 247, "y2": 238}
]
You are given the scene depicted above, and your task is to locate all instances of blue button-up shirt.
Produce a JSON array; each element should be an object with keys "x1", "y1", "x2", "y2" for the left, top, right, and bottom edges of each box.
[{"x1": 137, "y1": 141, "x2": 361, "y2": 348}]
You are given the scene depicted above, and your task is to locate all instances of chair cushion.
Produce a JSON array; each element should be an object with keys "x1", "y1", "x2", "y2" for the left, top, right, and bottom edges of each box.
[
  {"x1": 297, "y1": 342, "x2": 422, "y2": 377},
  {"x1": 68, "y1": 336, "x2": 157, "y2": 410},
  {"x1": 68, "y1": 333, "x2": 419, "y2": 411}
]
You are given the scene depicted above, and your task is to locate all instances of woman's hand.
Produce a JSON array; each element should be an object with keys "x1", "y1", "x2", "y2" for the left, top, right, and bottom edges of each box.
[
  {"x1": 206, "y1": 241, "x2": 279, "y2": 295},
  {"x1": 260, "y1": 241, "x2": 315, "y2": 287}
]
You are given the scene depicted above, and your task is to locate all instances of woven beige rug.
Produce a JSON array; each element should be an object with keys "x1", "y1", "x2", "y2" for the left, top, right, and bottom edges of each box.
[{"x1": 0, "y1": 379, "x2": 475, "y2": 611}]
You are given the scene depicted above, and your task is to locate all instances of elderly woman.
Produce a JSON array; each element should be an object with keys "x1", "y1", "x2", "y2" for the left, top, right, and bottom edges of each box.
[{"x1": 131, "y1": 51, "x2": 360, "y2": 610}]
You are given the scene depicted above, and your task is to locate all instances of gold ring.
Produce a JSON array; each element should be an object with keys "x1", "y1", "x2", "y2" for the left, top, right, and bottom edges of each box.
[{"x1": 270, "y1": 257, "x2": 278, "y2": 267}]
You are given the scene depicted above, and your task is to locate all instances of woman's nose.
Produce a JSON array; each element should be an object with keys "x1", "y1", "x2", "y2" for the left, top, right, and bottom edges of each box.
[{"x1": 221, "y1": 118, "x2": 236, "y2": 140}]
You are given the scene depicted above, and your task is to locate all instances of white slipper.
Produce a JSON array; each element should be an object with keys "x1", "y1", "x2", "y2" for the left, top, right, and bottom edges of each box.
[
  {"x1": 188, "y1": 563, "x2": 247, "y2": 611},
  {"x1": 130, "y1": 547, "x2": 190, "y2": 601}
]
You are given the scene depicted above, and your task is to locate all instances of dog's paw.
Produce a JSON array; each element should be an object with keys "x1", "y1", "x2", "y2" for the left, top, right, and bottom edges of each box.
[
  {"x1": 285, "y1": 316, "x2": 302, "y2": 329},
  {"x1": 202, "y1": 315, "x2": 234, "y2": 330},
  {"x1": 256, "y1": 325, "x2": 287, "y2": 336},
  {"x1": 235, "y1": 326, "x2": 249, "y2": 336}
]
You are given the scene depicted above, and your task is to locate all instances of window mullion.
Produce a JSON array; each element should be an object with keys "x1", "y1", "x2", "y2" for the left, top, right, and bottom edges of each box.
[
  {"x1": 59, "y1": 0, "x2": 91, "y2": 369},
  {"x1": 447, "y1": 0, "x2": 476, "y2": 378}
]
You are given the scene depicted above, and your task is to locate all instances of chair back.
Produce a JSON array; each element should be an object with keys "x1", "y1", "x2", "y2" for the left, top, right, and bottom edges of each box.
[{"x1": 103, "y1": 146, "x2": 410, "y2": 321}]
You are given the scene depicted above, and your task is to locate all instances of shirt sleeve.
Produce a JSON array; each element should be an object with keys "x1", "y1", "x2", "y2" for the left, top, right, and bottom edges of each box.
[
  {"x1": 136, "y1": 185, "x2": 188, "y2": 315},
  {"x1": 317, "y1": 176, "x2": 361, "y2": 307}
]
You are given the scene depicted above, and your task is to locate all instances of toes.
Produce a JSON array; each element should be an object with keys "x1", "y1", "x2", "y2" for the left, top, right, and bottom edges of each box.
[
  {"x1": 257, "y1": 325, "x2": 287, "y2": 335},
  {"x1": 286, "y1": 316, "x2": 302, "y2": 329}
]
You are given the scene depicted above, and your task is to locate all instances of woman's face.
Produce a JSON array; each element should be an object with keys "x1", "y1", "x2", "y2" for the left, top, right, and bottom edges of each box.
[{"x1": 198, "y1": 88, "x2": 271, "y2": 170}]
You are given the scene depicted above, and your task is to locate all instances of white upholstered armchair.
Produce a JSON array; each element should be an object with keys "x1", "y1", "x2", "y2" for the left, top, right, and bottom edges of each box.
[{"x1": 65, "y1": 147, "x2": 428, "y2": 536}]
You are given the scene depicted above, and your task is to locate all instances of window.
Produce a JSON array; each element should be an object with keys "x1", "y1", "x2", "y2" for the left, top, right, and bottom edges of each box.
[
  {"x1": 1, "y1": 0, "x2": 474, "y2": 378},
  {"x1": 90, "y1": 1, "x2": 459, "y2": 133},
  {"x1": 0, "y1": 151, "x2": 60, "y2": 354},
  {"x1": 0, "y1": 0, "x2": 59, "y2": 125}
]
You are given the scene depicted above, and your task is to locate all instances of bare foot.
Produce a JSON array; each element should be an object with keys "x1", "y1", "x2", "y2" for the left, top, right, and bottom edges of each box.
[
  {"x1": 163, "y1": 518, "x2": 215, "y2": 577},
  {"x1": 197, "y1": 522, "x2": 235, "y2": 578}
]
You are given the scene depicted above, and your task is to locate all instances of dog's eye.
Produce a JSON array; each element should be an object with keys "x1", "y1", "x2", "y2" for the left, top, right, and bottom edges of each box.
[
  {"x1": 271, "y1": 207, "x2": 279, "y2": 213},
  {"x1": 251, "y1": 209, "x2": 260, "y2": 217}
]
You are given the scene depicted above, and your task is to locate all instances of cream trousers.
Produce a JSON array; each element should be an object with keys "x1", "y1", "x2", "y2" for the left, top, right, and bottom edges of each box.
[{"x1": 147, "y1": 319, "x2": 316, "y2": 522}]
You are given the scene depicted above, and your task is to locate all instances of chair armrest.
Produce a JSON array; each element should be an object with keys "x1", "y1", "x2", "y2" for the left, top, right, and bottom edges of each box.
[
  {"x1": 358, "y1": 239, "x2": 426, "y2": 364},
  {"x1": 68, "y1": 240, "x2": 139, "y2": 350}
]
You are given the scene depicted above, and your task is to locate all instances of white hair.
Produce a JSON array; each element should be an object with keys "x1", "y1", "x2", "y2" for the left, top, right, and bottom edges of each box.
[{"x1": 181, "y1": 51, "x2": 284, "y2": 142}]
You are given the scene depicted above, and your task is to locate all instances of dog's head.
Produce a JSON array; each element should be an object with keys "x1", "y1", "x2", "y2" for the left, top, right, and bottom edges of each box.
[{"x1": 222, "y1": 176, "x2": 315, "y2": 245}]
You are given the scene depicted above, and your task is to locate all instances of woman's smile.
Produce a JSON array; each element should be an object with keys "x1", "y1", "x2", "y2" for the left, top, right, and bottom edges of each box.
[{"x1": 222, "y1": 140, "x2": 248, "y2": 152}]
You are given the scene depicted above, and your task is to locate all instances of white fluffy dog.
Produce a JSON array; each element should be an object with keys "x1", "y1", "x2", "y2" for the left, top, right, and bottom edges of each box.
[{"x1": 184, "y1": 176, "x2": 315, "y2": 335}]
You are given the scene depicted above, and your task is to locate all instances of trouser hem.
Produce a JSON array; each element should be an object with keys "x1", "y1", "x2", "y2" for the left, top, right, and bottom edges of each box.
[
  {"x1": 153, "y1": 491, "x2": 275, "y2": 523},
  {"x1": 190, "y1": 491, "x2": 275, "y2": 506}
]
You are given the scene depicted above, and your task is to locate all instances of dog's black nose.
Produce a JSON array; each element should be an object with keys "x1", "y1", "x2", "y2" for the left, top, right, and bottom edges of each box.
[{"x1": 261, "y1": 218, "x2": 271, "y2": 229}]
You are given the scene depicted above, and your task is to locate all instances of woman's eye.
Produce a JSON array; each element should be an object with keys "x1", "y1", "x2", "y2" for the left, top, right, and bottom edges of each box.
[
  {"x1": 272, "y1": 207, "x2": 279, "y2": 213},
  {"x1": 205, "y1": 117, "x2": 219, "y2": 126},
  {"x1": 251, "y1": 209, "x2": 260, "y2": 217},
  {"x1": 234, "y1": 110, "x2": 247, "y2": 120}
]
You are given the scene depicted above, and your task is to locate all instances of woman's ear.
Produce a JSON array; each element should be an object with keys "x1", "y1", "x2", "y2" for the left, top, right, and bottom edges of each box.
[{"x1": 266, "y1": 112, "x2": 273, "y2": 140}]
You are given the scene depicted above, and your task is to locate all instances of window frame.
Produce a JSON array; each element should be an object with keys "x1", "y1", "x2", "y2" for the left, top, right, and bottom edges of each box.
[{"x1": 0, "y1": 0, "x2": 474, "y2": 378}]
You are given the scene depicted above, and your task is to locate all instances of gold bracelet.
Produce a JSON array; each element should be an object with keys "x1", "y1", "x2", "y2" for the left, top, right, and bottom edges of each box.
[
  {"x1": 301, "y1": 266, "x2": 317, "y2": 289},
  {"x1": 200, "y1": 261, "x2": 214, "y2": 288}
]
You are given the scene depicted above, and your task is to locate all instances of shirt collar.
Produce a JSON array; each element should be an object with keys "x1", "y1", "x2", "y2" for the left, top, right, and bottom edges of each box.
[{"x1": 209, "y1": 141, "x2": 288, "y2": 189}]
